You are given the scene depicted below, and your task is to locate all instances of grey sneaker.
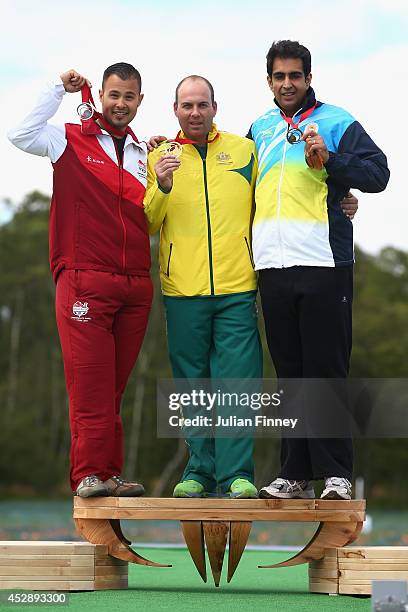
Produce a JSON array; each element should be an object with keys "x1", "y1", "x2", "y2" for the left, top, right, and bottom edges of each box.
[
  {"x1": 321, "y1": 477, "x2": 352, "y2": 500},
  {"x1": 75, "y1": 475, "x2": 108, "y2": 498},
  {"x1": 259, "y1": 478, "x2": 315, "y2": 499},
  {"x1": 103, "y1": 475, "x2": 145, "y2": 497}
]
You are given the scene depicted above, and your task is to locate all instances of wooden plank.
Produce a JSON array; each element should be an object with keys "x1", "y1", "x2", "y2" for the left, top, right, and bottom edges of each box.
[
  {"x1": 338, "y1": 546, "x2": 408, "y2": 559},
  {"x1": 309, "y1": 581, "x2": 338, "y2": 594},
  {"x1": 340, "y1": 569, "x2": 408, "y2": 580},
  {"x1": 75, "y1": 498, "x2": 315, "y2": 509},
  {"x1": 73, "y1": 507, "x2": 364, "y2": 522},
  {"x1": 0, "y1": 556, "x2": 94, "y2": 567},
  {"x1": 309, "y1": 568, "x2": 339, "y2": 579},
  {"x1": 0, "y1": 580, "x2": 95, "y2": 590},
  {"x1": 309, "y1": 560, "x2": 338, "y2": 569},
  {"x1": 339, "y1": 561, "x2": 408, "y2": 570},
  {"x1": 0, "y1": 543, "x2": 97, "y2": 555},
  {"x1": 309, "y1": 576, "x2": 338, "y2": 583},
  {"x1": 95, "y1": 557, "x2": 127, "y2": 567},
  {"x1": 94, "y1": 566, "x2": 128, "y2": 577},
  {"x1": 94, "y1": 578, "x2": 128, "y2": 590},
  {"x1": 315, "y1": 500, "x2": 365, "y2": 510},
  {"x1": 0, "y1": 567, "x2": 94, "y2": 577},
  {"x1": 73, "y1": 497, "x2": 365, "y2": 510},
  {"x1": 339, "y1": 584, "x2": 371, "y2": 595},
  {"x1": 340, "y1": 579, "x2": 376, "y2": 584}
]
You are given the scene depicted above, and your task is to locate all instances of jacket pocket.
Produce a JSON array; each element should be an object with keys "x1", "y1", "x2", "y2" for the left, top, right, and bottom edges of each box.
[
  {"x1": 244, "y1": 237, "x2": 255, "y2": 269},
  {"x1": 166, "y1": 243, "x2": 173, "y2": 277}
]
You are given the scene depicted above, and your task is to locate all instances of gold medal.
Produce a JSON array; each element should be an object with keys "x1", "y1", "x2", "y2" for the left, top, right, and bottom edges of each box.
[
  {"x1": 304, "y1": 122, "x2": 319, "y2": 136},
  {"x1": 159, "y1": 141, "x2": 182, "y2": 158}
]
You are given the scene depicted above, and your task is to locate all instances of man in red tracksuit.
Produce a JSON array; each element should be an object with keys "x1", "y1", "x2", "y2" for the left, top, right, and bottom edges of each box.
[{"x1": 8, "y1": 64, "x2": 152, "y2": 497}]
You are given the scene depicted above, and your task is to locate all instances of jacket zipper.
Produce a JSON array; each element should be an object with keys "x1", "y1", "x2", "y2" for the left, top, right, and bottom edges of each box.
[
  {"x1": 113, "y1": 138, "x2": 126, "y2": 272},
  {"x1": 277, "y1": 108, "x2": 303, "y2": 269},
  {"x1": 244, "y1": 237, "x2": 255, "y2": 269},
  {"x1": 277, "y1": 139, "x2": 288, "y2": 268},
  {"x1": 202, "y1": 155, "x2": 215, "y2": 294},
  {"x1": 166, "y1": 243, "x2": 173, "y2": 277}
]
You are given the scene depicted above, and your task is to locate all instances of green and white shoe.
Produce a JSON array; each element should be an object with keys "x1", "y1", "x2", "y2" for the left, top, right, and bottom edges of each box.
[
  {"x1": 229, "y1": 478, "x2": 258, "y2": 499},
  {"x1": 173, "y1": 480, "x2": 205, "y2": 498}
]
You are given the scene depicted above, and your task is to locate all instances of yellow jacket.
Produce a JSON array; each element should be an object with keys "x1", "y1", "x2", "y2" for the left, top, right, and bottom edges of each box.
[{"x1": 144, "y1": 125, "x2": 257, "y2": 297}]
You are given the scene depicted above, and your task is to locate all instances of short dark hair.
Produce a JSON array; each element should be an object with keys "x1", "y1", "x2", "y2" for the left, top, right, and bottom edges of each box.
[
  {"x1": 102, "y1": 62, "x2": 142, "y2": 91},
  {"x1": 175, "y1": 75, "x2": 215, "y2": 105},
  {"x1": 266, "y1": 40, "x2": 311, "y2": 78}
]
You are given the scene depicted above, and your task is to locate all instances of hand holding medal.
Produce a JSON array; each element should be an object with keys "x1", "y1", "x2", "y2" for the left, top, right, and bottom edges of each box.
[
  {"x1": 158, "y1": 141, "x2": 183, "y2": 159},
  {"x1": 155, "y1": 141, "x2": 182, "y2": 192},
  {"x1": 302, "y1": 124, "x2": 328, "y2": 170},
  {"x1": 60, "y1": 69, "x2": 92, "y2": 94}
]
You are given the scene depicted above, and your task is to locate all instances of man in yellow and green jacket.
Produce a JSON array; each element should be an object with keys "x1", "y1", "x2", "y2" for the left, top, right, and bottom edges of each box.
[{"x1": 144, "y1": 75, "x2": 262, "y2": 498}]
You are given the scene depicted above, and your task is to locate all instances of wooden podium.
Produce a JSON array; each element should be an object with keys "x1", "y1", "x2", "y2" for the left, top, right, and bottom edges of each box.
[{"x1": 74, "y1": 498, "x2": 365, "y2": 586}]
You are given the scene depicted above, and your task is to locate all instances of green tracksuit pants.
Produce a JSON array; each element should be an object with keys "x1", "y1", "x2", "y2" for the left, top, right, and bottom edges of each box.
[{"x1": 163, "y1": 291, "x2": 263, "y2": 493}]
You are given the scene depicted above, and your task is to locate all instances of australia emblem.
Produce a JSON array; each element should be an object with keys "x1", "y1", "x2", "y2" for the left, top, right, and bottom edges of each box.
[{"x1": 216, "y1": 152, "x2": 232, "y2": 164}]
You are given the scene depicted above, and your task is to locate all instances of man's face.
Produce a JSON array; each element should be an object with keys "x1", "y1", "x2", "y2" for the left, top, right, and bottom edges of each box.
[
  {"x1": 267, "y1": 57, "x2": 311, "y2": 116},
  {"x1": 99, "y1": 74, "x2": 143, "y2": 131},
  {"x1": 174, "y1": 79, "x2": 217, "y2": 143}
]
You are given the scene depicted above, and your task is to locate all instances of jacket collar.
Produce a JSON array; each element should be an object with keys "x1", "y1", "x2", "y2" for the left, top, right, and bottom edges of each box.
[
  {"x1": 80, "y1": 118, "x2": 142, "y2": 148},
  {"x1": 176, "y1": 123, "x2": 219, "y2": 143}
]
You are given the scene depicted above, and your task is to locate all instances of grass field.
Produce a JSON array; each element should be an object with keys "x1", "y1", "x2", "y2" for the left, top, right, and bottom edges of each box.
[{"x1": 0, "y1": 549, "x2": 371, "y2": 612}]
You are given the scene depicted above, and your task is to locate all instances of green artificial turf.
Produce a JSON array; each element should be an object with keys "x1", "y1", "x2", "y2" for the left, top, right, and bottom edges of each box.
[{"x1": 0, "y1": 549, "x2": 371, "y2": 612}]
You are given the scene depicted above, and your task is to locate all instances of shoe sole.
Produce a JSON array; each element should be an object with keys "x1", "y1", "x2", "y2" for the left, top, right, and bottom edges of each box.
[
  {"x1": 75, "y1": 488, "x2": 108, "y2": 498},
  {"x1": 259, "y1": 489, "x2": 315, "y2": 499},
  {"x1": 109, "y1": 489, "x2": 145, "y2": 497},
  {"x1": 320, "y1": 490, "x2": 351, "y2": 500}
]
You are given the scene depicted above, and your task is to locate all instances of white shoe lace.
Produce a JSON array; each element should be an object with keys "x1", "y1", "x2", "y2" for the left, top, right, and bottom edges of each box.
[
  {"x1": 268, "y1": 478, "x2": 308, "y2": 492},
  {"x1": 325, "y1": 477, "x2": 351, "y2": 489},
  {"x1": 82, "y1": 475, "x2": 100, "y2": 487}
]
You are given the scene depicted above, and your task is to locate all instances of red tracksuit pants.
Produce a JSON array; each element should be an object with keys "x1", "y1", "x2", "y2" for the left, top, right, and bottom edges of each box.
[{"x1": 55, "y1": 269, "x2": 153, "y2": 491}]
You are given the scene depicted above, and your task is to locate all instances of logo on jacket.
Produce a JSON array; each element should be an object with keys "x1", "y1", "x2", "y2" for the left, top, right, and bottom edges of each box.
[
  {"x1": 72, "y1": 301, "x2": 91, "y2": 322},
  {"x1": 216, "y1": 152, "x2": 233, "y2": 165},
  {"x1": 86, "y1": 155, "x2": 105, "y2": 165},
  {"x1": 137, "y1": 159, "x2": 147, "y2": 178}
]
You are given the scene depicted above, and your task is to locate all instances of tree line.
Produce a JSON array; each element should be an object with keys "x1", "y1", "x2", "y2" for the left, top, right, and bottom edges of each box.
[{"x1": 0, "y1": 191, "x2": 407, "y2": 506}]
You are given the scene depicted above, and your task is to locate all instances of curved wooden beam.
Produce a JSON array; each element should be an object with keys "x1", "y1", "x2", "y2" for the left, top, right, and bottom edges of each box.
[
  {"x1": 227, "y1": 521, "x2": 252, "y2": 583},
  {"x1": 259, "y1": 520, "x2": 363, "y2": 569},
  {"x1": 110, "y1": 519, "x2": 132, "y2": 546},
  {"x1": 180, "y1": 521, "x2": 207, "y2": 583},
  {"x1": 74, "y1": 518, "x2": 171, "y2": 567},
  {"x1": 203, "y1": 522, "x2": 229, "y2": 587}
]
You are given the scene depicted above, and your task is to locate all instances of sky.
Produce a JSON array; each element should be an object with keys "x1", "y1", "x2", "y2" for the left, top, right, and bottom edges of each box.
[{"x1": 0, "y1": 0, "x2": 407, "y2": 255}]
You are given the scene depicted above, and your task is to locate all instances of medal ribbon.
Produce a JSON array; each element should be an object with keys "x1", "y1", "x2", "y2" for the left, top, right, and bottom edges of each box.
[
  {"x1": 80, "y1": 84, "x2": 132, "y2": 138},
  {"x1": 281, "y1": 103, "x2": 317, "y2": 131}
]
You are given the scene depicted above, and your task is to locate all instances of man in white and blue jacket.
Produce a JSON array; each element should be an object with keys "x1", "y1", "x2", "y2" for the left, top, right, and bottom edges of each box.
[{"x1": 248, "y1": 40, "x2": 390, "y2": 501}]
